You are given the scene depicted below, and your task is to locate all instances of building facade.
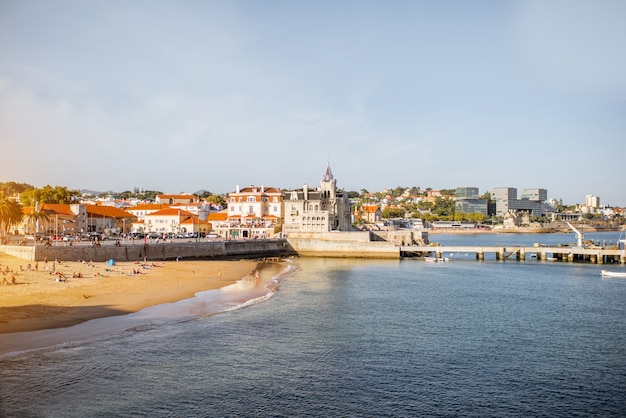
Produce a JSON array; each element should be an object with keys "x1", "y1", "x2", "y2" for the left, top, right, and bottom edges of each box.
[
  {"x1": 520, "y1": 188, "x2": 548, "y2": 202},
  {"x1": 283, "y1": 164, "x2": 352, "y2": 234},
  {"x1": 454, "y1": 187, "x2": 487, "y2": 215},
  {"x1": 492, "y1": 187, "x2": 552, "y2": 218},
  {"x1": 210, "y1": 185, "x2": 283, "y2": 239},
  {"x1": 585, "y1": 195, "x2": 600, "y2": 208}
]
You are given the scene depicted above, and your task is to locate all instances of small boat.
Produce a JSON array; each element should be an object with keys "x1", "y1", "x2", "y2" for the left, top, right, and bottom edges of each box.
[
  {"x1": 424, "y1": 256, "x2": 449, "y2": 263},
  {"x1": 601, "y1": 270, "x2": 626, "y2": 278}
]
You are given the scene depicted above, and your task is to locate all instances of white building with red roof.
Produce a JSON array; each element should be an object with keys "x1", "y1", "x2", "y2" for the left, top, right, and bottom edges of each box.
[{"x1": 210, "y1": 185, "x2": 283, "y2": 239}]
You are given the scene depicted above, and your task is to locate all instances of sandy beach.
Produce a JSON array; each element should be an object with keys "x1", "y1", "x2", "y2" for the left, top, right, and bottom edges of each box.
[{"x1": 0, "y1": 253, "x2": 260, "y2": 334}]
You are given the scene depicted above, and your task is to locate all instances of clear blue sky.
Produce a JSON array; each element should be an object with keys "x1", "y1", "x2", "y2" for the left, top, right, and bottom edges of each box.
[{"x1": 1, "y1": 0, "x2": 625, "y2": 206}]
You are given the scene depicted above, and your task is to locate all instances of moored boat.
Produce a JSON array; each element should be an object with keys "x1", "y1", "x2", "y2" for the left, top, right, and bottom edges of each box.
[
  {"x1": 424, "y1": 256, "x2": 449, "y2": 263},
  {"x1": 600, "y1": 270, "x2": 626, "y2": 278}
]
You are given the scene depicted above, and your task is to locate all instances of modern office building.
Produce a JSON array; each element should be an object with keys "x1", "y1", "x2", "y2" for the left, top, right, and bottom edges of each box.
[
  {"x1": 455, "y1": 187, "x2": 479, "y2": 200},
  {"x1": 454, "y1": 187, "x2": 487, "y2": 216},
  {"x1": 519, "y1": 188, "x2": 548, "y2": 202},
  {"x1": 492, "y1": 187, "x2": 552, "y2": 218},
  {"x1": 491, "y1": 187, "x2": 517, "y2": 217}
]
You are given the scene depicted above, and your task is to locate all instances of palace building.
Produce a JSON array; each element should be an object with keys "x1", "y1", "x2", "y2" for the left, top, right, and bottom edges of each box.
[{"x1": 283, "y1": 164, "x2": 352, "y2": 234}]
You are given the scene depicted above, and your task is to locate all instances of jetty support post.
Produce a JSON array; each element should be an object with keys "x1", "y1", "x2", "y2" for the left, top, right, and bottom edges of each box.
[
  {"x1": 476, "y1": 248, "x2": 484, "y2": 261},
  {"x1": 496, "y1": 248, "x2": 505, "y2": 261},
  {"x1": 518, "y1": 248, "x2": 525, "y2": 261}
]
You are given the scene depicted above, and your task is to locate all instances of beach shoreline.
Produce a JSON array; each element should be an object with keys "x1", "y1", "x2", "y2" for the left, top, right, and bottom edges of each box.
[{"x1": 0, "y1": 253, "x2": 261, "y2": 335}]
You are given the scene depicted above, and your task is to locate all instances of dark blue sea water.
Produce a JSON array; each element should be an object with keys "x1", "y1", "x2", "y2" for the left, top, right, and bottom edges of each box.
[{"x1": 1, "y1": 233, "x2": 625, "y2": 417}]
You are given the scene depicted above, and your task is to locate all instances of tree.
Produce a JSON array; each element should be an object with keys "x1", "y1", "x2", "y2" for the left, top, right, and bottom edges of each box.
[
  {"x1": 408, "y1": 186, "x2": 420, "y2": 196},
  {"x1": 417, "y1": 200, "x2": 433, "y2": 211},
  {"x1": 25, "y1": 204, "x2": 50, "y2": 243},
  {"x1": 391, "y1": 186, "x2": 406, "y2": 197},
  {"x1": 19, "y1": 185, "x2": 78, "y2": 206},
  {"x1": 382, "y1": 207, "x2": 406, "y2": 219},
  {"x1": 0, "y1": 196, "x2": 23, "y2": 243},
  {"x1": 0, "y1": 182, "x2": 33, "y2": 196},
  {"x1": 206, "y1": 194, "x2": 226, "y2": 207},
  {"x1": 433, "y1": 197, "x2": 455, "y2": 217}
]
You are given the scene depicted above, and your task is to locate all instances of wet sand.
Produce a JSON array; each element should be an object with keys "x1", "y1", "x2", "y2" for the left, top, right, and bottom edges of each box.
[{"x1": 0, "y1": 253, "x2": 260, "y2": 334}]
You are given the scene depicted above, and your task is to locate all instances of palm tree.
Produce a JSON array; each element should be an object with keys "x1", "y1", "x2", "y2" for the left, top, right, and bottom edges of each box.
[
  {"x1": 0, "y1": 196, "x2": 24, "y2": 244},
  {"x1": 25, "y1": 203, "x2": 50, "y2": 245}
]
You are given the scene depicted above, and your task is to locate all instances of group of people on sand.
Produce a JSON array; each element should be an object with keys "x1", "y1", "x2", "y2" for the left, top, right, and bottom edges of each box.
[
  {"x1": 2, "y1": 275, "x2": 16, "y2": 285},
  {"x1": 1, "y1": 264, "x2": 17, "y2": 285}
]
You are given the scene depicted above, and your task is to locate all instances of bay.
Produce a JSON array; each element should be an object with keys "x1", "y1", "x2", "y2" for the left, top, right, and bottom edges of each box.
[{"x1": 1, "y1": 232, "x2": 625, "y2": 417}]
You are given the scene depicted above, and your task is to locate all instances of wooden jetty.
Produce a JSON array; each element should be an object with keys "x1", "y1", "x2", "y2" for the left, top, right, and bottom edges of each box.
[{"x1": 400, "y1": 245, "x2": 626, "y2": 264}]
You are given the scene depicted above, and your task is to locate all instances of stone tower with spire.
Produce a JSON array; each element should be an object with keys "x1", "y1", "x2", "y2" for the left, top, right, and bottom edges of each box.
[{"x1": 283, "y1": 163, "x2": 352, "y2": 234}]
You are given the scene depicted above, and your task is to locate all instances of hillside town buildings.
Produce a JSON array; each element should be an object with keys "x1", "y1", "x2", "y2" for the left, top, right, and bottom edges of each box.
[{"x1": 6, "y1": 163, "x2": 622, "y2": 242}]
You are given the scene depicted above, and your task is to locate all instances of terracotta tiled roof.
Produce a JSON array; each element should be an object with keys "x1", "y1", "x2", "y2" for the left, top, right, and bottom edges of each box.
[
  {"x1": 22, "y1": 204, "x2": 74, "y2": 216},
  {"x1": 146, "y1": 208, "x2": 193, "y2": 217},
  {"x1": 363, "y1": 205, "x2": 380, "y2": 213},
  {"x1": 157, "y1": 194, "x2": 197, "y2": 200},
  {"x1": 171, "y1": 202, "x2": 202, "y2": 207},
  {"x1": 233, "y1": 186, "x2": 281, "y2": 194},
  {"x1": 207, "y1": 211, "x2": 228, "y2": 221},
  {"x1": 128, "y1": 204, "x2": 167, "y2": 211},
  {"x1": 87, "y1": 205, "x2": 135, "y2": 219}
]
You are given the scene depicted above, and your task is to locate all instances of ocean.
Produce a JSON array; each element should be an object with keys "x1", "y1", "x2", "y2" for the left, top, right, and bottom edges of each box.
[{"x1": 1, "y1": 232, "x2": 625, "y2": 417}]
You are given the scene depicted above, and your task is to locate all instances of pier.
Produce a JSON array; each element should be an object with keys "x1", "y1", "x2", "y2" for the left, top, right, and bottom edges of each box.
[{"x1": 400, "y1": 245, "x2": 626, "y2": 264}]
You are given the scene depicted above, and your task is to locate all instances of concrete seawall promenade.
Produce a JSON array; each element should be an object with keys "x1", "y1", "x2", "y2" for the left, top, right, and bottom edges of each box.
[
  {"x1": 2, "y1": 231, "x2": 623, "y2": 264},
  {"x1": 1, "y1": 230, "x2": 423, "y2": 262},
  {"x1": 0, "y1": 239, "x2": 297, "y2": 263}
]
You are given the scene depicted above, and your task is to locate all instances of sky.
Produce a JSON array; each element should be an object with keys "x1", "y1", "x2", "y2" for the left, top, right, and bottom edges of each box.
[{"x1": 1, "y1": 0, "x2": 625, "y2": 206}]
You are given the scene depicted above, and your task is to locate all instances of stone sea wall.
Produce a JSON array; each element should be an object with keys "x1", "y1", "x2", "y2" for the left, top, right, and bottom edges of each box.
[
  {"x1": 1, "y1": 239, "x2": 297, "y2": 262},
  {"x1": 1, "y1": 232, "x2": 414, "y2": 261}
]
